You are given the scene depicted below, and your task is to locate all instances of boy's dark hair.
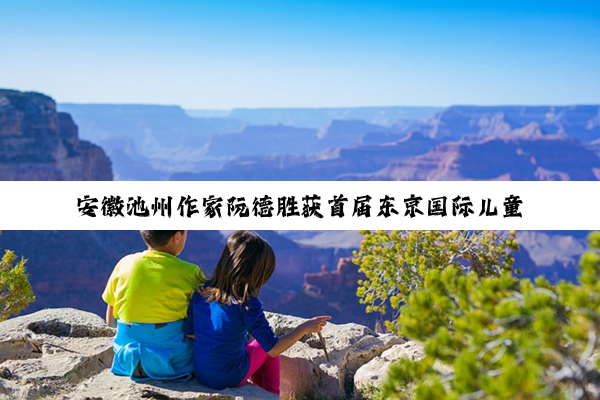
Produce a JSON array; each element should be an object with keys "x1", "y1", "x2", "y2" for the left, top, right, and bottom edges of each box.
[
  {"x1": 201, "y1": 230, "x2": 275, "y2": 305},
  {"x1": 140, "y1": 230, "x2": 184, "y2": 248}
]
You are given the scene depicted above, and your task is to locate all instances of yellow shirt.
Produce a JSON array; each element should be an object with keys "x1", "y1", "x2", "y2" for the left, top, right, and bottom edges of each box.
[{"x1": 102, "y1": 250, "x2": 204, "y2": 324}]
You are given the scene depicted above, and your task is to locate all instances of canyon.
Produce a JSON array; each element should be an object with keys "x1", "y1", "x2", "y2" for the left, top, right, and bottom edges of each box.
[
  {"x1": 340, "y1": 133, "x2": 600, "y2": 181},
  {"x1": 175, "y1": 106, "x2": 600, "y2": 182},
  {"x1": 13, "y1": 89, "x2": 598, "y2": 184},
  {"x1": 0, "y1": 90, "x2": 112, "y2": 181},
  {"x1": 0, "y1": 229, "x2": 587, "y2": 330}
]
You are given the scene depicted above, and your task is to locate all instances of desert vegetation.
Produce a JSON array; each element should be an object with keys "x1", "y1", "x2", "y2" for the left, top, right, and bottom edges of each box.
[
  {"x1": 0, "y1": 234, "x2": 35, "y2": 322},
  {"x1": 355, "y1": 230, "x2": 600, "y2": 399}
]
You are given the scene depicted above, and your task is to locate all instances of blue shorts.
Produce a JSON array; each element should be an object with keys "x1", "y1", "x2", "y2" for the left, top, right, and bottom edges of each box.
[{"x1": 111, "y1": 319, "x2": 193, "y2": 381}]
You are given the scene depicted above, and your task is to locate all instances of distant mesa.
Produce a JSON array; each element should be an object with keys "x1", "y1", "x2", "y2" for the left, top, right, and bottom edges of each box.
[
  {"x1": 318, "y1": 119, "x2": 392, "y2": 148},
  {"x1": 59, "y1": 103, "x2": 244, "y2": 155},
  {"x1": 206, "y1": 124, "x2": 320, "y2": 156},
  {"x1": 225, "y1": 106, "x2": 443, "y2": 129},
  {"x1": 171, "y1": 129, "x2": 438, "y2": 181},
  {"x1": 409, "y1": 105, "x2": 600, "y2": 143},
  {"x1": 339, "y1": 134, "x2": 600, "y2": 181},
  {"x1": 0, "y1": 90, "x2": 112, "y2": 180}
]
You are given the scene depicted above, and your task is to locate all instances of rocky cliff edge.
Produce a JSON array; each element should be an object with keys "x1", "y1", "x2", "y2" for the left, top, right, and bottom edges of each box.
[{"x1": 0, "y1": 308, "x2": 412, "y2": 399}]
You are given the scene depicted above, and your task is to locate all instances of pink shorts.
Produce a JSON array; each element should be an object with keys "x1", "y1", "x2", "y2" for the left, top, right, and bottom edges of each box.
[{"x1": 238, "y1": 339, "x2": 280, "y2": 395}]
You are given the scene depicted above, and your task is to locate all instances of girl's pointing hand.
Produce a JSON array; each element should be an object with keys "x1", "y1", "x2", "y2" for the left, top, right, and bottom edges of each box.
[{"x1": 301, "y1": 316, "x2": 332, "y2": 334}]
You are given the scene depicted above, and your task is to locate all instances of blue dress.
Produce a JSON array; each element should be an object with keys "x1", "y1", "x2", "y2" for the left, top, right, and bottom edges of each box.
[
  {"x1": 111, "y1": 319, "x2": 194, "y2": 381},
  {"x1": 184, "y1": 292, "x2": 279, "y2": 389}
]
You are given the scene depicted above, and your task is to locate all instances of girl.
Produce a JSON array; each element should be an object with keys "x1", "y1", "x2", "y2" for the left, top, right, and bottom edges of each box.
[{"x1": 184, "y1": 230, "x2": 331, "y2": 395}]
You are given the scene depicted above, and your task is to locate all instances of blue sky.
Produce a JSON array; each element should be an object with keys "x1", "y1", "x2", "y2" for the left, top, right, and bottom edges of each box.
[{"x1": 1, "y1": 1, "x2": 599, "y2": 108}]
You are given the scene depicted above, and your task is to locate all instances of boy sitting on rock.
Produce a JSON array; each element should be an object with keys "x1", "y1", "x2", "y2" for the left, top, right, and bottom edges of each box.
[{"x1": 102, "y1": 230, "x2": 204, "y2": 381}]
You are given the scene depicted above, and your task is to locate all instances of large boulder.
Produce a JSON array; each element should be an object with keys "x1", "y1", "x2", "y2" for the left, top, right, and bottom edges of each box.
[
  {"x1": 0, "y1": 309, "x2": 276, "y2": 400},
  {"x1": 266, "y1": 312, "x2": 404, "y2": 399},
  {"x1": 353, "y1": 341, "x2": 453, "y2": 393},
  {"x1": 1, "y1": 308, "x2": 404, "y2": 399},
  {"x1": 353, "y1": 341, "x2": 425, "y2": 391},
  {"x1": 0, "y1": 308, "x2": 115, "y2": 399}
]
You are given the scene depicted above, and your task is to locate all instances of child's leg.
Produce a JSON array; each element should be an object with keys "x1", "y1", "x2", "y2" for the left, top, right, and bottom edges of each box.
[
  {"x1": 240, "y1": 340, "x2": 280, "y2": 395},
  {"x1": 250, "y1": 352, "x2": 280, "y2": 395}
]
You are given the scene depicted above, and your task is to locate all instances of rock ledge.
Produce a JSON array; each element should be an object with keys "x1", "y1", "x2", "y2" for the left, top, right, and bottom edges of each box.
[{"x1": 1, "y1": 308, "x2": 404, "y2": 399}]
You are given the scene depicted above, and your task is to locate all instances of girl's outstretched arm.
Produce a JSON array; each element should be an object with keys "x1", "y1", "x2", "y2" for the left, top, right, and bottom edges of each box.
[{"x1": 267, "y1": 316, "x2": 331, "y2": 357}]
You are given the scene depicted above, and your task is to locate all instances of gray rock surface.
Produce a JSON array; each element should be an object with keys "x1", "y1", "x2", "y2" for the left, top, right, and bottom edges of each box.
[
  {"x1": 1, "y1": 308, "x2": 406, "y2": 399},
  {"x1": 353, "y1": 341, "x2": 425, "y2": 391},
  {"x1": 0, "y1": 308, "x2": 115, "y2": 399},
  {"x1": 0, "y1": 309, "x2": 279, "y2": 399},
  {"x1": 65, "y1": 369, "x2": 278, "y2": 400},
  {"x1": 266, "y1": 312, "x2": 404, "y2": 399}
]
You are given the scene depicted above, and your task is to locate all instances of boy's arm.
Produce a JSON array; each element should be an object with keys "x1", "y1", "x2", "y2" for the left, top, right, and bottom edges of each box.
[
  {"x1": 183, "y1": 292, "x2": 196, "y2": 339},
  {"x1": 106, "y1": 305, "x2": 117, "y2": 328},
  {"x1": 102, "y1": 258, "x2": 122, "y2": 328}
]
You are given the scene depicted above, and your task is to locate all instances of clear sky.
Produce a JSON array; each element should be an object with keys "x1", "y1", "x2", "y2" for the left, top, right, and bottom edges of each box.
[{"x1": 1, "y1": 1, "x2": 599, "y2": 108}]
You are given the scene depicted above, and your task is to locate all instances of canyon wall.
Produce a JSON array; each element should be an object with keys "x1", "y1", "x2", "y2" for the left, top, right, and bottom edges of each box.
[{"x1": 0, "y1": 90, "x2": 112, "y2": 181}]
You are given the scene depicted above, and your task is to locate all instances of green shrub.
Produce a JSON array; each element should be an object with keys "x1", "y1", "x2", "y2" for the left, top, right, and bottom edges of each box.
[
  {"x1": 354, "y1": 230, "x2": 519, "y2": 333},
  {"x1": 381, "y1": 231, "x2": 600, "y2": 399},
  {"x1": 0, "y1": 249, "x2": 35, "y2": 321}
]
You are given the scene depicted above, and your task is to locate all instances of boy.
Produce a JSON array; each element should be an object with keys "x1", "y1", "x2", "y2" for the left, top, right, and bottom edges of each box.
[{"x1": 102, "y1": 230, "x2": 204, "y2": 381}]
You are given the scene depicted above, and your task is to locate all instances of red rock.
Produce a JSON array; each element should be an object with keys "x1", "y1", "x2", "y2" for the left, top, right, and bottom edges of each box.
[
  {"x1": 0, "y1": 90, "x2": 112, "y2": 181},
  {"x1": 340, "y1": 135, "x2": 600, "y2": 181}
]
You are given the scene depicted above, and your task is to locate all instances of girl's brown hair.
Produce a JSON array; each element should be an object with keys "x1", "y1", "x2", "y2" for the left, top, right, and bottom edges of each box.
[{"x1": 200, "y1": 230, "x2": 276, "y2": 305}]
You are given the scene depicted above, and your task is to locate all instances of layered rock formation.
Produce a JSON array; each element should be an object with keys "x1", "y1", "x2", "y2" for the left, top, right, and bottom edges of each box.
[
  {"x1": 59, "y1": 104, "x2": 442, "y2": 180},
  {"x1": 0, "y1": 90, "x2": 112, "y2": 180},
  {"x1": 318, "y1": 120, "x2": 391, "y2": 148},
  {"x1": 173, "y1": 131, "x2": 437, "y2": 181},
  {"x1": 59, "y1": 103, "x2": 246, "y2": 180},
  {"x1": 0, "y1": 308, "x2": 405, "y2": 399},
  {"x1": 53, "y1": 102, "x2": 600, "y2": 182},
  {"x1": 340, "y1": 134, "x2": 600, "y2": 181},
  {"x1": 59, "y1": 103, "x2": 244, "y2": 156},
  {"x1": 406, "y1": 105, "x2": 600, "y2": 143},
  {"x1": 303, "y1": 258, "x2": 360, "y2": 298},
  {"x1": 264, "y1": 257, "x2": 379, "y2": 329}
]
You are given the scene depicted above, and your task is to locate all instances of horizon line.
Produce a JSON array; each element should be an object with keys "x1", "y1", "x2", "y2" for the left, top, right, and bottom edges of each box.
[
  {"x1": 56, "y1": 102, "x2": 600, "y2": 111},
  {"x1": 6, "y1": 89, "x2": 598, "y2": 110}
]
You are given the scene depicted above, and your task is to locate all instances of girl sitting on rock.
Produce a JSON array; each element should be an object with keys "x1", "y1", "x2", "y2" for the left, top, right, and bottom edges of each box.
[{"x1": 184, "y1": 230, "x2": 331, "y2": 395}]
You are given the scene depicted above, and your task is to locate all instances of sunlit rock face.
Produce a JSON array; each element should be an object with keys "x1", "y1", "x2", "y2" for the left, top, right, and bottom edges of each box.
[{"x1": 0, "y1": 90, "x2": 112, "y2": 181}]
